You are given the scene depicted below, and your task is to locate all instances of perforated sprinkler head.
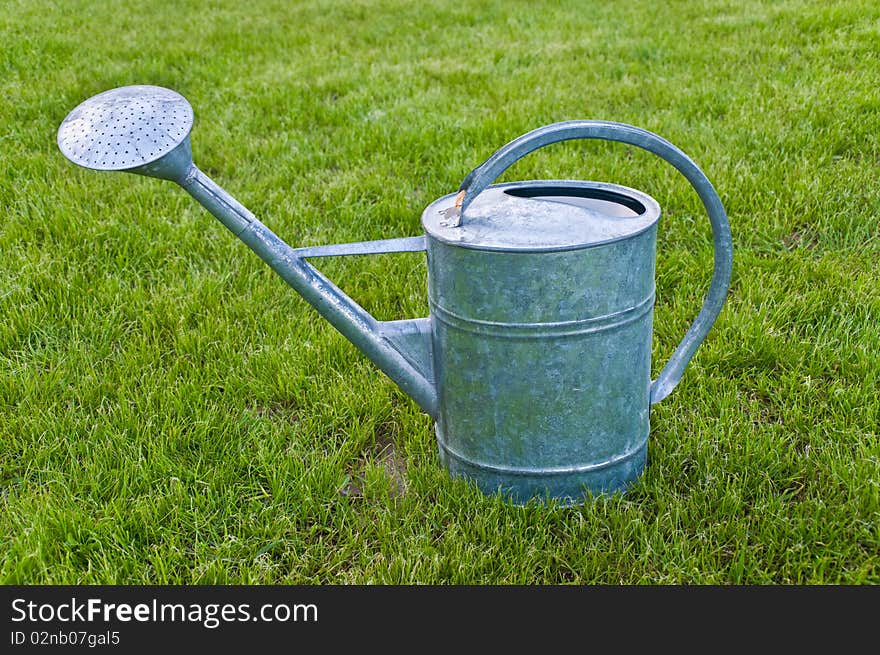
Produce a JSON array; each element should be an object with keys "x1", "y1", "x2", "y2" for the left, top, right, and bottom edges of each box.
[{"x1": 57, "y1": 85, "x2": 195, "y2": 182}]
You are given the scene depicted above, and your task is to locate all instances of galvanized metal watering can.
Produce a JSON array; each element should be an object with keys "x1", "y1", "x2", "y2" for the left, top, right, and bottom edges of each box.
[{"x1": 58, "y1": 85, "x2": 733, "y2": 504}]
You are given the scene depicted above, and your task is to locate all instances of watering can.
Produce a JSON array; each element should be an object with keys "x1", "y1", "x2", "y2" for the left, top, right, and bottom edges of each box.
[{"x1": 57, "y1": 85, "x2": 733, "y2": 504}]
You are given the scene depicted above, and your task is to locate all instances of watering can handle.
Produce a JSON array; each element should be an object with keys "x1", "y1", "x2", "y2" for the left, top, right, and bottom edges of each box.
[{"x1": 455, "y1": 120, "x2": 733, "y2": 404}]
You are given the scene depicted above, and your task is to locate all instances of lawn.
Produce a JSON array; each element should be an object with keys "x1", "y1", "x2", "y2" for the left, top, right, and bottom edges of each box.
[{"x1": 1, "y1": 0, "x2": 878, "y2": 584}]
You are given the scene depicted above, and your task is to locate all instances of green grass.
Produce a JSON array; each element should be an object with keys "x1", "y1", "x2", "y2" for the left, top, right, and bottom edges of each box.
[{"x1": 2, "y1": 0, "x2": 879, "y2": 584}]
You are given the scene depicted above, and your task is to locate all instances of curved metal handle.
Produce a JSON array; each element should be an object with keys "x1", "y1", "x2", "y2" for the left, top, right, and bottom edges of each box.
[{"x1": 456, "y1": 120, "x2": 733, "y2": 404}]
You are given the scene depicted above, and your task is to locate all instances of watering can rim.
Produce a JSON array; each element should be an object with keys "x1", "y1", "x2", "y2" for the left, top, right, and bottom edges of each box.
[{"x1": 421, "y1": 179, "x2": 661, "y2": 253}]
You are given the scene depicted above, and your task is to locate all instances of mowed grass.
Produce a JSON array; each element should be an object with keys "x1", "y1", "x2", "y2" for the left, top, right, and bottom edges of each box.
[{"x1": 1, "y1": 0, "x2": 878, "y2": 584}]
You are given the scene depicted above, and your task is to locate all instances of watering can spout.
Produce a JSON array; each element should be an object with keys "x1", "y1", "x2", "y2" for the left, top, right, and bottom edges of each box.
[
  {"x1": 181, "y1": 167, "x2": 439, "y2": 416},
  {"x1": 57, "y1": 85, "x2": 439, "y2": 417}
]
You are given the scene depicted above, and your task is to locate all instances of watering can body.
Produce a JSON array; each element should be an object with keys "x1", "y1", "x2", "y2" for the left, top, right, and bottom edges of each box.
[
  {"x1": 422, "y1": 181, "x2": 660, "y2": 502},
  {"x1": 57, "y1": 87, "x2": 732, "y2": 504},
  {"x1": 414, "y1": 121, "x2": 731, "y2": 503}
]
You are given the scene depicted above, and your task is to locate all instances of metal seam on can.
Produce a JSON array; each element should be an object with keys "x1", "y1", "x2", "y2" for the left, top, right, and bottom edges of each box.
[
  {"x1": 435, "y1": 427, "x2": 649, "y2": 476},
  {"x1": 429, "y1": 291, "x2": 655, "y2": 338}
]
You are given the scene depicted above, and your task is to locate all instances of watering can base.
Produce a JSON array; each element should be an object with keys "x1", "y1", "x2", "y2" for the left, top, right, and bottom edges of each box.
[{"x1": 435, "y1": 426, "x2": 647, "y2": 506}]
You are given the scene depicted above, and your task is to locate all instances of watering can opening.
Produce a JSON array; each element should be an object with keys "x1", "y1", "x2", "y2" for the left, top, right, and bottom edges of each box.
[
  {"x1": 422, "y1": 180, "x2": 660, "y2": 253},
  {"x1": 503, "y1": 185, "x2": 647, "y2": 218}
]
